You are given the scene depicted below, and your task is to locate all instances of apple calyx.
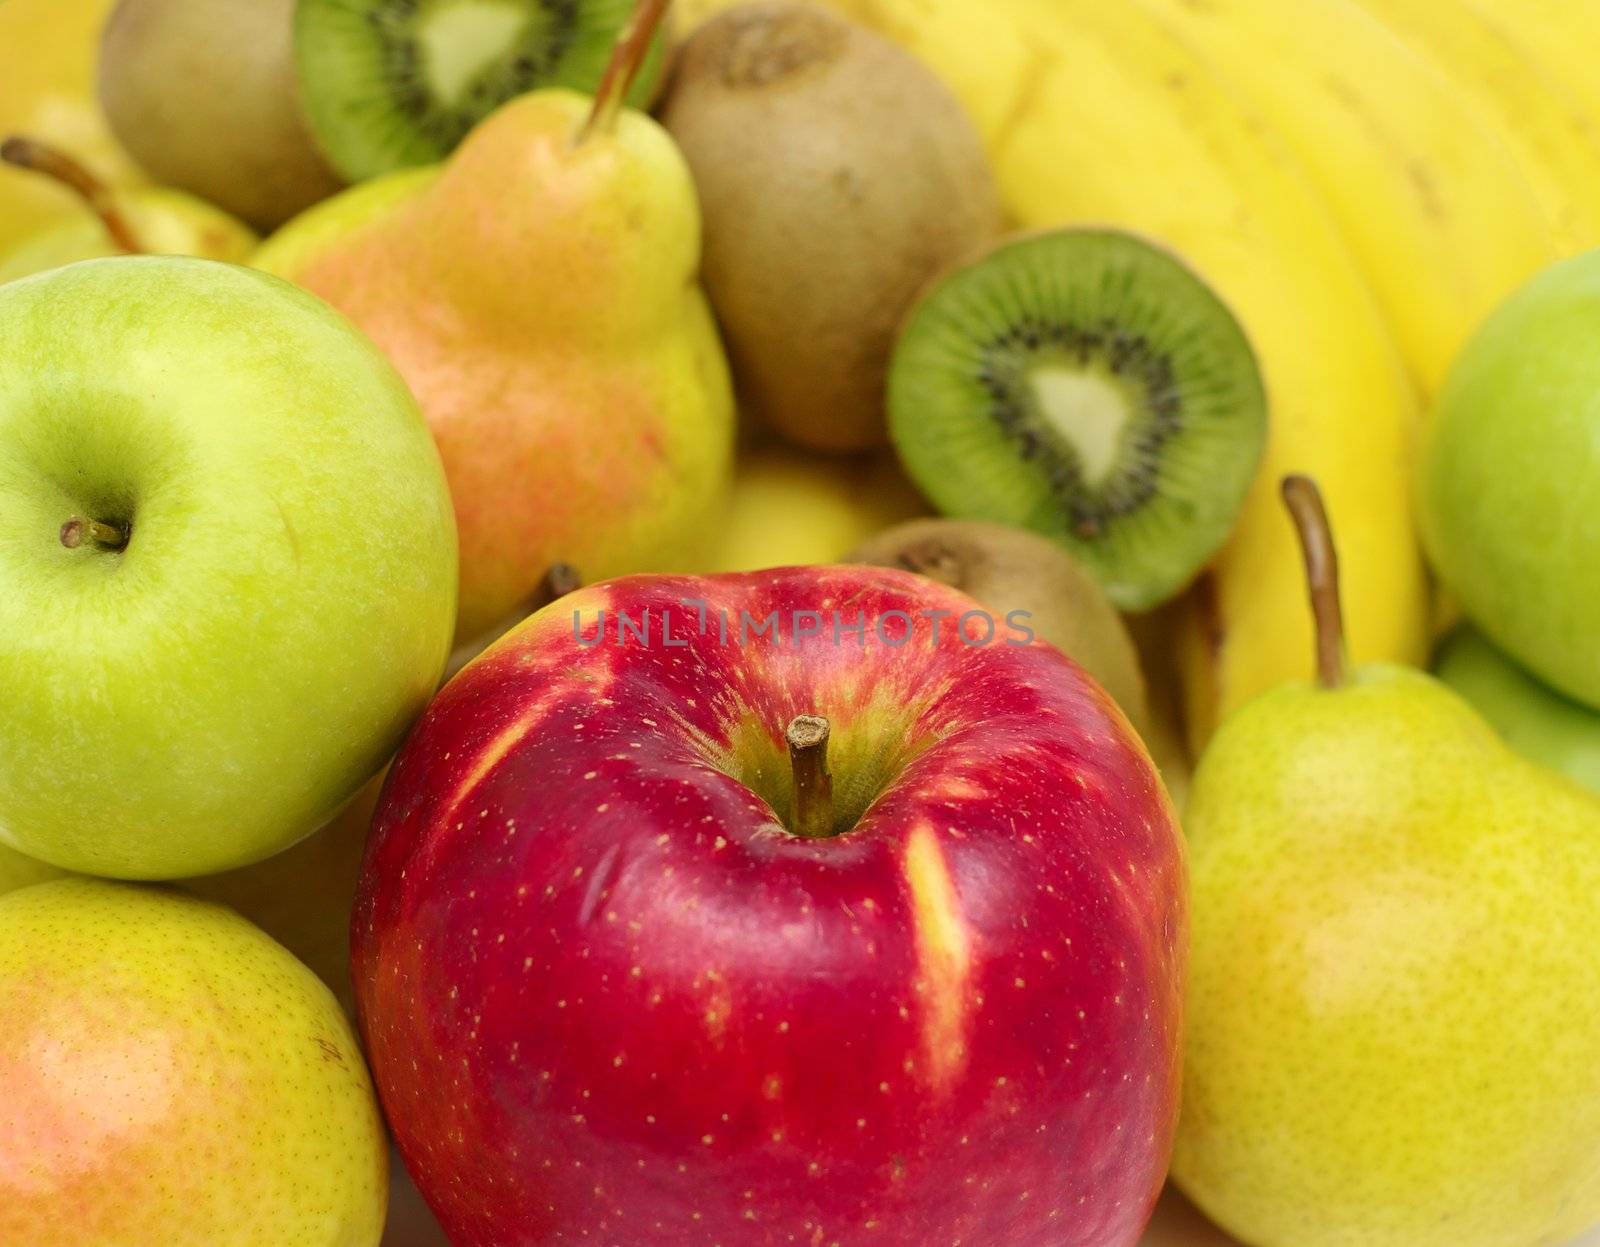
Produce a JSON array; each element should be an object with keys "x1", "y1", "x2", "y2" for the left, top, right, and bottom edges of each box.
[
  {"x1": 0, "y1": 136, "x2": 145, "y2": 255},
  {"x1": 785, "y1": 713, "x2": 836, "y2": 839},
  {"x1": 59, "y1": 517, "x2": 130, "y2": 553},
  {"x1": 1281, "y1": 473, "x2": 1346, "y2": 689},
  {"x1": 579, "y1": 0, "x2": 670, "y2": 143}
]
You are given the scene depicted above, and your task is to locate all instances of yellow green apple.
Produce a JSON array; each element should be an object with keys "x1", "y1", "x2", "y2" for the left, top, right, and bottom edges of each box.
[{"x1": 0, "y1": 257, "x2": 456, "y2": 878}]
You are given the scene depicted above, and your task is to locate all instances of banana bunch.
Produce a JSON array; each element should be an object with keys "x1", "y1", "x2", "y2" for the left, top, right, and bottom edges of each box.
[
  {"x1": 1346, "y1": 0, "x2": 1600, "y2": 253},
  {"x1": 679, "y1": 0, "x2": 1595, "y2": 756},
  {"x1": 1466, "y1": 0, "x2": 1600, "y2": 150},
  {"x1": 1143, "y1": 0, "x2": 1558, "y2": 396}
]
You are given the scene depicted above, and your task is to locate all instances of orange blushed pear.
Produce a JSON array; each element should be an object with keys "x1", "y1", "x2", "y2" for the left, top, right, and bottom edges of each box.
[{"x1": 256, "y1": 0, "x2": 736, "y2": 646}]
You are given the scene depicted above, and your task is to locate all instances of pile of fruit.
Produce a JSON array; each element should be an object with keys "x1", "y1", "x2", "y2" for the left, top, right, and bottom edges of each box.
[{"x1": 5, "y1": 0, "x2": 1600, "y2": 1245}]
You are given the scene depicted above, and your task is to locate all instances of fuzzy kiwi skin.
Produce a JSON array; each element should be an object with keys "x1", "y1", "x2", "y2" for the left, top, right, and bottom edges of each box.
[
  {"x1": 99, "y1": 0, "x2": 344, "y2": 231},
  {"x1": 848, "y1": 517, "x2": 1152, "y2": 735},
  {"x1": 660, "y1": 0, "x2": 1001, "y2": 453}
]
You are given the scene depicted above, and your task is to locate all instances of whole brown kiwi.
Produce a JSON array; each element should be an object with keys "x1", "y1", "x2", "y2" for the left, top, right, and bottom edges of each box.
[
  {"x1": 849, "y1": 517, "x2": 1153, "y2": 736},
  {"x1": 98, "y1": 0, "x2": 344, "y2": 231},
  {"x1": 660, "y1": 0, "x2": 1001, "y2": 452}
]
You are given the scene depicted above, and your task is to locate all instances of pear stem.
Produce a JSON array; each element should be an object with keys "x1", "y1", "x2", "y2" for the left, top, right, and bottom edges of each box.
[
  {"x1": 1, "y1": 136, "x2": 144, "y2": 255},
  {"x1": 786, "y1": 714, "x2": 836, "y2": 840},
  {"x1": 59, "y1": 517, "x2": 129, "y2": 552},
  {"x1": 579, "y1": 0, "x2": 670, "y2": 142},
  {"x1": 1281, "y1": 474, "x2": 1346, "y2": 689},
  {"x1": 538, "y1": 562, "x2": 583, "y2": 603}
]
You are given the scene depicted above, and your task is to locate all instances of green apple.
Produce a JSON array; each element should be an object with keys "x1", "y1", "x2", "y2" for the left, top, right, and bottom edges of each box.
[
  {"x1": 1435, "y1": 625, "x2": 1600, "y2": 796},
  {"x1": 0, "y1": 256, "x2": 456, "y2": 879},
  {"x1": 0, "y1": 878, "x2": 387, "y2": 1244},
  {"x1": 1420, "y1": 250, "x2": 1600, "y2": 709}
]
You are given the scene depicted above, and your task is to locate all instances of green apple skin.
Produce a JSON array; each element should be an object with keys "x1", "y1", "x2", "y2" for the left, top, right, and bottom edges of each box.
[
  {"x1": 0, "y1": 878, "x2": 387, "y2": 1245},
  {"x1": 1435, "y1": 625, "x2": 1600, "y2": 797},
  {"x1": 1420, "y1": 250, "x2": 1600, "y2": 709},
  {"x1": 0, "y1": 186, "x2": 258, "y2": 284},
  {"x1": 0, "y1": 256, "x2": 456, "y2": 879}
]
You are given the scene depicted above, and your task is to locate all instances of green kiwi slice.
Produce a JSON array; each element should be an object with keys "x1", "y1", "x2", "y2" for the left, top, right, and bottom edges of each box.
[
  {"x1": 888, "y1": 228, "x2": 1266, "y2": 611},
  {"x1": 294, "y1": 0, "x2": 669, "y2": 182}
]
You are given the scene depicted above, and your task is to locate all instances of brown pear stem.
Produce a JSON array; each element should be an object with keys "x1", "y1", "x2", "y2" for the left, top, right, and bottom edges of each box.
[
  {"x1": 1281, "y1": 474, "x2": 1346, "y2": 689},
  {"x1": 579, "y1": 0, "x2": 671, "y2": 142},
  {"x1": 538, "y1": 562, "x2": 582, "y2": 603},
  {"x1": 60, "y1": 517, "x2": 129, "y2": 552},
  {"x1": 1, "y1": 136, "x2": 144, "y2": 254},
  {"x1": 786, "y1": 714, "x2": 835, "y2": 840}
]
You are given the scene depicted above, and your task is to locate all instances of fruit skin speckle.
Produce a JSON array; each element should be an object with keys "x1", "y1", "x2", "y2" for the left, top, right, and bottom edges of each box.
[
  {"x1": 0, "y1": 878, "x2": 388, "y2": 1246},
  {"x1": 354, "y1": 564, "x2": 1186, "y2": 1246}
]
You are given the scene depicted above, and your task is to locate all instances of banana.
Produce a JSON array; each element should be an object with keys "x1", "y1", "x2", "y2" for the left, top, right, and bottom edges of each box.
[
  {"x1": 1466, "y1": 0, "x2": 1600, "y2": 152},
  {"x1": 1141, "y1": 0, "x2": 1554, "y2": 397},
  {"x1": 674, "y1": 0, "x2": 1431, "y2": 749},
  {"x1": 1348, "y1": 0, "x2": 1600, "y2": 253}
]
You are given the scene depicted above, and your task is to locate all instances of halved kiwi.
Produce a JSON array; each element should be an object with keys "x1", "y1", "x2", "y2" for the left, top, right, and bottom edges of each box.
[
  {"x1": 888, "y1": 228, "x2": 1266, "y2": 611},
  {"x1": 294, "y1": 0, "x2": 669, "y2": 182}
]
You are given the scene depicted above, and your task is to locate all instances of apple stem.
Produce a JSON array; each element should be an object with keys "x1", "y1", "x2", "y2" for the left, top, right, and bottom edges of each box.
[
  {"x1": 786, "y1": 714, "x2": 835, "y2": 840},
  {"x1": 59, "y1": 517, "x2": 129, "y2": 553},
  {"x1": 1, "y1": 136, "x2": 144, "y2": 255},
  {"x1": 1281, "y1": 474, "x2": 1346, "y2": 689},
  {"x1": 579, "y1": 0, "x2": 670, "y2": 143}
]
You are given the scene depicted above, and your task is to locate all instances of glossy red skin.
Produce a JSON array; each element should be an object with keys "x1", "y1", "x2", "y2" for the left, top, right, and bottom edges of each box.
[{"x1": 354, "y1": 566, "x2": 1186, "y2": 1246}]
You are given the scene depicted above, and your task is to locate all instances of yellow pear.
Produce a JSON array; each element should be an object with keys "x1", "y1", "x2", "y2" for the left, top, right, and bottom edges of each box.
[
  {"x1": 0, "y1": 879, "x2": 387, "y2": 1244},
  {"x1": 0, "y1": 137, "x2": 256, "y2": 283},
  {"x1": 700, "y1": 443, "x2": 927, "y2": 572},
  {"x1": 0, "y1": 0, "x2": 144, "y2": 247},
  {"x1": 1175, "y1": 477, "x2": 1600, "y2": 1247}
]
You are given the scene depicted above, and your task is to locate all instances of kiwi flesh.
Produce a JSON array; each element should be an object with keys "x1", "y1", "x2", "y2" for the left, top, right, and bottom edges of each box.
[
  {"x1": 98, "y1": 0, "x2": 345, "y2": 231},
  {"x1": 295, "y1": 0, "x2": 670, "y2": 182},
  {"x1": 848, "y1": 517, "x2": 1151, "y2": 736},
  {"x1": 888, "y1": 228, "x2": 1266, "y2": 611},
  {"x1": 659, "y1": 0, "x2": 1001, "y2": 453}
]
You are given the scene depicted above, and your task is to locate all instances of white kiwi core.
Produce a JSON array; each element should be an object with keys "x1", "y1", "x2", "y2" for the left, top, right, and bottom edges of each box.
[
  {"x1": 1029, "y1": 366, "x2": 1133, "y2": 487},
  {"x1": 419, "y1": 2, "x2": 532, "y2": 104}
]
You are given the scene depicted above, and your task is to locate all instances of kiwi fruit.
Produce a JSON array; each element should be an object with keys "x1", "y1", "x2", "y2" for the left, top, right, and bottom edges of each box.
[
  {"x1": 848, "y1": 517, "x2": 1151, "y2": 737},
  {"x1": 888, "y1": 228, "x2": 1267, "y2": 611},
  {"x1": 659, "y1": 0, "x2": 1001, "y2": 453},
  {"x1": 294, "y1": 0, "x2": 671, "y2": 182},
  {"x1": 98, "y1": 0, "x2": 345, "y2": 231}
]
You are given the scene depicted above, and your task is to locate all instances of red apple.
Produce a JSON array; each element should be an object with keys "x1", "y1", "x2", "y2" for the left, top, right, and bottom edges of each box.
[{"x1": 353, "y1": 565, "x2": 1186, "y2": 1246}]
